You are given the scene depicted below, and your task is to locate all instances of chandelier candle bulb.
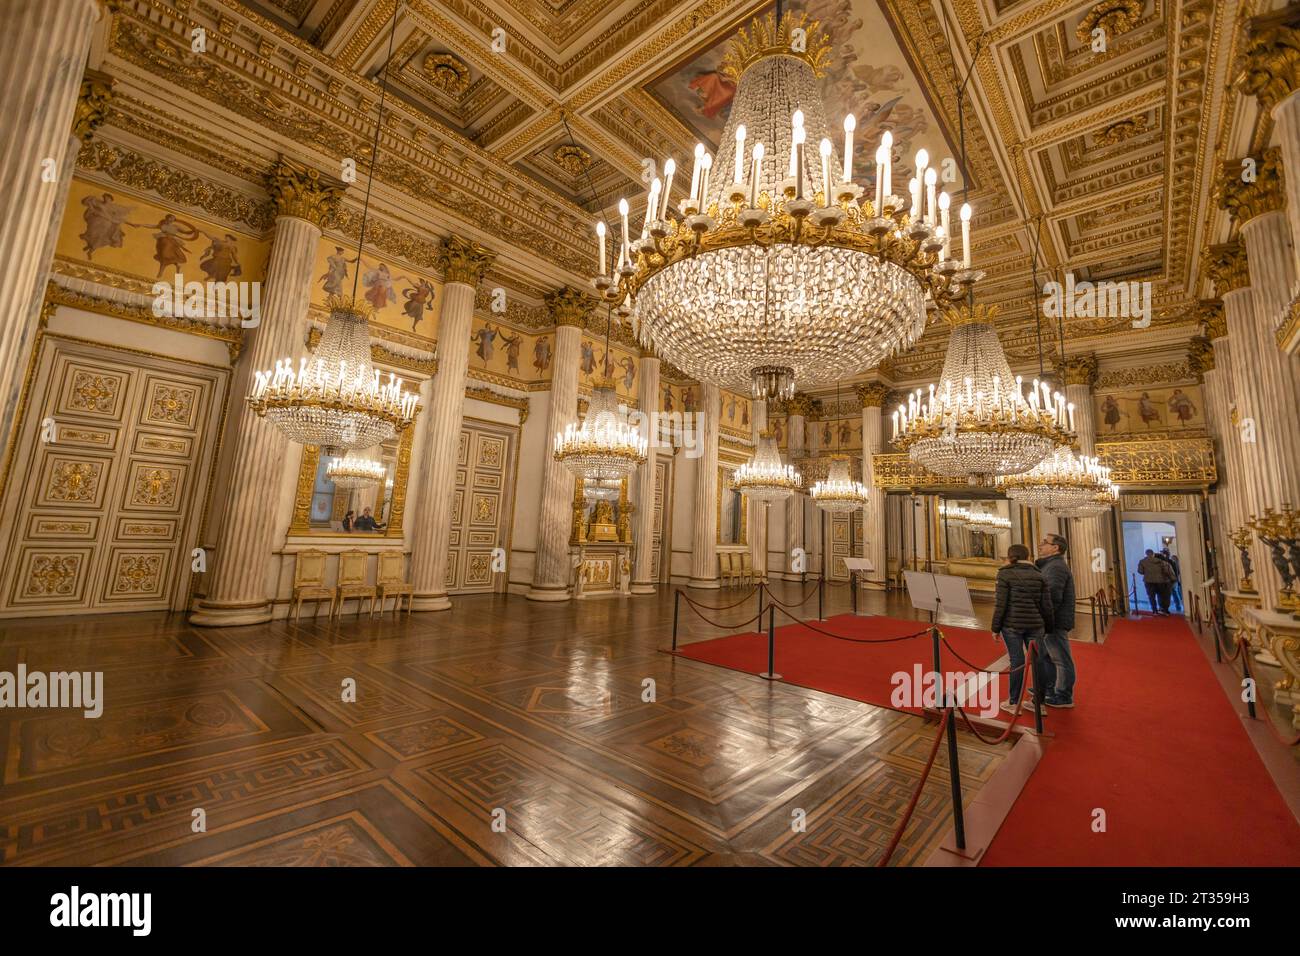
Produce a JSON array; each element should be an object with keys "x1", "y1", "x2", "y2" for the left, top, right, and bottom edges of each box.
[
  {"x1": 939, "y1": 192, "x2": 951, "y2": 257},
  {"x1": 734, "y1": 125, "x2": 747, "y2": 184},
  {"x1": 874, "y1": 145, "x2": 886, "y2": 211},
  {"x1": 689, "y1": 143, "x2": 704, "y2": 207},
  {"x1": 924, "y1": 168, "x2": 937, "y2": 226},
  {"x1": 596, "y1": 222, "x2": 607, "y2": 275},
  {"x1": 1067, "y1": 402, "x2": 1075, "y2": 433},
  {"x1": 699, "y1": 154, "x2": 713, "y2": 208},
  {"x1": 960, "y1": 202, "x2": 972, "y2": 269},
  {"x1": 790, "y1": 109, "x2": 805, "y2": 177},
  {"x1": 749, "y1": 141, "x2": 764, "y2": 208},
  {"x1": 642, "y1": 179, "x2": 661, "y2": 239},
  {"x1": 618, "y1": 197, "x2": 630, "y2": 252},
  {"x1": 660, "y1": 157, "x2": 676, "y2": 220},
  {"x1": 909, "y1": 177, "x2": 920, "y2": 218},
  {"x1": 881, "y1": 130, "x2": 892, "y2": 199},
  {"x1": 819, "y1": 138, "x2": 832, "y2": 206},
  {"x1": 914, "y1": 148, "x2": 928, "y2": 202},
  {"x1": 843, "y1": 113, "x2": 856, "y2": 181}
]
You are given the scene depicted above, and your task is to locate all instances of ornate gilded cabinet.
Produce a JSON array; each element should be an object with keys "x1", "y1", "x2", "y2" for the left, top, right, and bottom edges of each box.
[
  {"x1": 0, "y1": 335, "x2": 226, "y2": 615},
  {"x1": 444, "y1": 418, "x2": 517, "y2": 594}
]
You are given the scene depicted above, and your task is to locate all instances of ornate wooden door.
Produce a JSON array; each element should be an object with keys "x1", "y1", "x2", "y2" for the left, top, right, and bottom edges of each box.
[
  {"x1": 650, "y1": 457, "x2": 670, "y2": 582},
  {"x1": 445, "y1": 419, "x2": 517, "y2": 594}
]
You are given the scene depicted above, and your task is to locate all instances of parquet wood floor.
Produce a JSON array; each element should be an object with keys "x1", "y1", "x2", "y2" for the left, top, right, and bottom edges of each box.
[{"x1": 0, "y1": 582, "x2": 1010, "y2": 866}]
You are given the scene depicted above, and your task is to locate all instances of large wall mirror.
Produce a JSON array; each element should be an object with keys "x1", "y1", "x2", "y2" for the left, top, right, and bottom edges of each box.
[
  {"x1": 717, "y1": 464, "x2": 748, "y2": 545},
  {"x1": 289, "y1": 425, "x2": 414, "y2": 538},
  {"x1": 936, "y1": 497, "x2": 1017, "y2": 561}
]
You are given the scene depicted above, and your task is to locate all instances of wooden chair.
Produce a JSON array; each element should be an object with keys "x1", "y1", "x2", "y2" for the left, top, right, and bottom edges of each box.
[
  {"x1": 718, "y1": 552, "x2": 737, "y2": 587},
  {"x1": 292, "y1": 549, "x2": 334, "y2": 621},
  {"x1": 739, "y1": 552, "x2": 755, "y2": 586},
  {"x1": 334, "y1": 549, "x2": 376, "y2": 619},
  {"x1": 376, "y1": 551, "x2": 414, "y2": 618}
]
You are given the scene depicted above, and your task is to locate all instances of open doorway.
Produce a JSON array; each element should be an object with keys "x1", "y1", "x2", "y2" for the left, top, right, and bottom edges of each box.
[{"x1": 1122, "y1": 519, "x2": 1185, "y2": 615}]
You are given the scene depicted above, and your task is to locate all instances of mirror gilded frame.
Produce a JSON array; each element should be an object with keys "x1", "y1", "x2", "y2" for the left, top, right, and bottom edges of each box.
[
  {"x1": 716, "y1": 464, "x2": 748, "y2": 546},
  {"x1": 288, "y1": 422, "x2": 416, "y2": 537}
]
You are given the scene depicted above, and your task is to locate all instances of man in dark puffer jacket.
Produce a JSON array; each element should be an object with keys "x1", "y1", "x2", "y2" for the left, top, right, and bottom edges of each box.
[
  {"x1": 991, "y1": 543, "x2": 1055, "y2": 713},
  {"x1": 1036, "y1": 534, "x2": 1077, "y2": 708}
]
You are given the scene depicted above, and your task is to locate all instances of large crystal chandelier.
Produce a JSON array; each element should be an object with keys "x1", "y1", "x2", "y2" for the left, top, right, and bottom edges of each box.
[
  {"x1": 248, "y1": 296, "x2": 418, "y2": 449},
  {"x1": 245, "y1": 7, "x2": 417, "y2": 450},
  {"x1": 810, "y1": 455, "x2": 869, "y2": 513},
  {"x1": 966, "y1": 506, "x2": 1011, "y2": 534},
  {"x1": 326, "y1": 448, "x2": 388, "y2": 488},
  {"x1": 892, "y1": 304, "x2": 1074, "y2": 481},
  {"x1": 594, "y1": 12, "x2": 982, "y2": 400},
  {"x1": 996, "y1": 446, "x2": 1117, "y2": 516},
  {"x1": 734, "y1": 429, "x2": 801, "y2": 501},
  {"x1": 939, "y1": 500, "x2": 972, "y2": 528},
  {"x1": 554, "y1": 377, "x2": 648, "y2": 483}
]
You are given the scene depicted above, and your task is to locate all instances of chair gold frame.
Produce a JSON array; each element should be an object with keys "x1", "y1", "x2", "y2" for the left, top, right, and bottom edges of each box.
[
  {"x1": 376, "y1": 551, "x2": 414, "y2": 618},
  {"x1": 291, "y1": 549, "x2": 334, "y2": 620},
  {"x1": 334, "y1": 548, "x2": 377, "y2": 618}
]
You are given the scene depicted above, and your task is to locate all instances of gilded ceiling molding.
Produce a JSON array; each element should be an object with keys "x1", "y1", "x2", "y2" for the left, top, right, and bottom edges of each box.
[
  {"x1": 1217, "y1": 148, "x2": 1286, "y2": 224},
  {"x1": 1093, "y1": 115, "x2": 1148, "y2": 146},
  {"x1": 1094, "y1": 362, "x2": 1197, "y2": 389},
  {"x1": 1058, "y1": 353, "x2": 1099, "y2": 388},
  {"x1": 1204, "y1": 243, "x2": 1251, "y2": 295},
  {"x1": 855, "y1": 382, "x2": 890, "y2": 408},
  {"x1": 552, "y1": 144, "x2": 593, "y2": 177},
  {"x1": 423, "y1": 53, "x2": 471, "y2": 97},
  {"x1": 329, "y1": 205, "x2": 441, "y2": 270},
  {"x1": 473, "y1": 286, "x2": 548, "y2": 330},
  {"x1": 545, "y1": 286, "x2": 595, "y2": 328},
  {"x1": 437, "y1": 235, "x2": 496, "y2": 286},
  {"x1": 75, "y1": 140, "x2": 274, "y2": 233},
  {"x1": 266, "y1": 157, "x2": 346, "y2": 226},
  {"x1": 73, "y1": 70, "x2": 114, "y2": 140},
  {"x1": 1236, "y1": 15, "x2": 1300, "y2": 113},
  {"x1": 1076, "y1": 0, "x2": 1144, "y2": 45},
  {"x1": 1188, "y1": 336, "x2": 1215, "y2": 377}
]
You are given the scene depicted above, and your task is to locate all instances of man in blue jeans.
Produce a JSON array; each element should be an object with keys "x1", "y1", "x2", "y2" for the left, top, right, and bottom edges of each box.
[
  {"x1": 1035, "y1": 533, "x2": 1077, "y2": 708},
  {"x1": 991, "y1": 543, "x2": 1055, "y2": 714}
]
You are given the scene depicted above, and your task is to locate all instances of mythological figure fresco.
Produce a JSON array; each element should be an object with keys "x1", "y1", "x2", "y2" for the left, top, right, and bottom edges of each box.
[
  {"x1": 198, "y1": 231, "x2": 242, "y2": 282},
  {"x1": 401, "y1": 278, "x2": 436, "y2": 331},
  {"x1": 320, "y1": 246, "x2": 359, "y2": 296},
  {"x1": 362, "y1": 262, "x2": 398, "y2": 311},
  {"x1": 499, "y1": 329, "x2": 522, "y2": 374},
  {"x1": 580, "y1": 339, "x2": 597, "y2": 375},
  {"x1": 141, "y1": 213, "x2": 202, "y2": 278},
  {"x1": 533, "y1": 335, "x2": 552, "y2": 374},
  {"x1": 1096, "y1": 385, "x2": 1205, "y2": 435},
  {"x1": 617, "y1": 355, "x2": 637, "y2": 391},
  {"x1": 472, "y1": 322, "x2": 498, "y2": 364},
  {"x1": 79, "y1": 192, "x2": 135, "y2": 258}
]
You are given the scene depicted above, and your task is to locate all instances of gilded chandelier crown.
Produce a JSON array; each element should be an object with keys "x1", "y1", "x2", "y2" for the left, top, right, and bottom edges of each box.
[{"x1": 719, "y1": 10, "x2": 833, "y2": 80}]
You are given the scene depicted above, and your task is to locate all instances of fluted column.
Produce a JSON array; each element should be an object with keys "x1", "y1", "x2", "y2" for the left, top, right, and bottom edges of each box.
[
  {"x1": 191, "y1": 161, "x2": 344, "y2": 625},
  {"x1": 630, "y1": 348, "x2": 661, "y2": 594},
  {"x1": 856, "y1": 383, "x2": 889, "y2": 587},
  {"x1": 748, "y1": 399, "x2": 769, "y2": 577},
  {"x1": 1058, "y1": 355, "x2": 1110, "y2": 603},
  {"x1": 1207, "y1": 243, "x2": 1282, "y2": 611},
  {"x1": 527, "y1": 289, "x2": 588, "y2": 600},
  {"x1": 687, "y1": 383, "x2": 721, "y2": 588},
  {"x1": 1207, "y1": 310, "x2": 1246, "y2": 589},
  {"x1": 0, "y1": 0, "x2": 104, "y2": 433},
  {"x1": 408, "y1": 236, "x2": 495, "y2": 610},
  {"x1": 783, "y1": 394, "x2": 811, "y2": 580},
  {"x1": 806, "y1": 407, "x2": 824, "y2": 575}
]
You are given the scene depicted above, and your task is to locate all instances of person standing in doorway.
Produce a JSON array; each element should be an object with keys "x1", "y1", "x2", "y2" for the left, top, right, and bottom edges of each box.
[
  {"x1": 1137, "y1": 548, "x2": 1173, "y2": 614},
  {"x1": 1161, "y1": 547, "x2": 1183, "y2": 613},
  {"x1": 1036, "y1": 534, "x2": 1077, "y2": 708},
  {"x1": 991, "y1": 544, "x2": 1055, "y2": 713}
]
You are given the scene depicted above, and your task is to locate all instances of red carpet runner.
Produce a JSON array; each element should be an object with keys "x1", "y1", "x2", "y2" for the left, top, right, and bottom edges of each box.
[
  {"x1": 677, "y1": 610, "x2": 1300, "y2": 865},
  {"x1": 674, "y1": 612, "x2": 1001, "y2": 713},
  {"x1": 980, "y1": 614, "x2": 1300, "y2": 866}
]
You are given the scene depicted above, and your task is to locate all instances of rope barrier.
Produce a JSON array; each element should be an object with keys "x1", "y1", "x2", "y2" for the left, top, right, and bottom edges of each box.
[
  {"x1": 759, "y1": 580, "x2": 820, "y2": 609},
  {"x1": 676, "y1": 587, "x2": 759, "y2": 612},
  {"x1": 940, "y1": 635, "x2": 1027, "y2": 677},
  {"x1": 678, "y1": 600, "x2": 763, "y2": 631},
  {"x1": 876, "y1": 708, "x2": 951, "y2": 867},
  {"x1": 768, "y1": 602, "x2": 932, "y2": 644}
]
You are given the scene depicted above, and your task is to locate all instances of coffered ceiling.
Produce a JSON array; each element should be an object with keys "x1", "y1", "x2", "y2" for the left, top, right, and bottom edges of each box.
[{"x1": 92, "y1": 0, "x2": 1274, "y2": 379}]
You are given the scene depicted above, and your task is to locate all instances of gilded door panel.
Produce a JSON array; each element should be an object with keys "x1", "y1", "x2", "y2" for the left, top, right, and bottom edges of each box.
[
  {"x1": 0, "y1": 335, "x2": 226, "y2": 616},
  {"x1": 447, "y1": 422, "x2": 517, "y2": 594}
]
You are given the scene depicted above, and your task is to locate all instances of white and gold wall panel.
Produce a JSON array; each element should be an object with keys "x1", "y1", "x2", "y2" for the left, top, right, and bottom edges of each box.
[
  {"x1": 0, "y1": 335, "x2": 227, "y2": 616},
  {"x1": 444, "y1": 419, "x2": 518, "y2": 595}
]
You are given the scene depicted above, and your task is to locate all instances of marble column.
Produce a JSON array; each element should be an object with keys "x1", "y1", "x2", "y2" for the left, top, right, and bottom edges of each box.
[
  {"x1": 1058, "y1": 354, "x2": 1111, "y2": 604},
  {"x1": 1194, "y1": 333, "x2": 1233, "y2": 587},
  {"x1": 806, "y1": 407, "x2": 824, "y2": 576},
  {"x1": 527, "y1": 288, "x2": 588, "y2": 601},
  {"x1": 748, "y1": 399, "x2": 768, "y2": 578},
  {"x1": 0, "y1": 0, "x2": 104, "y2": 435},
  {"x1": 629, "y1": 348, "x2": 661, "y2": 594},
  {"x1": 191, "y1": 161, "x2": 344, "y2": 625},
  {"x1": 783, "y1": 394, "x2": 812, "y2": 580},
  {"x1": 687, "y1": 383, "x2": 721, "y2": 588},
  {"x1": 408, "y1": 236, "x2": 495, "y2": 610},
  {"x1": 1206, "y1": 243, "x2": 1284, "y2": 613},
  {"x1": 856, "y1": 383, "x2": 889, "y2": 588}
]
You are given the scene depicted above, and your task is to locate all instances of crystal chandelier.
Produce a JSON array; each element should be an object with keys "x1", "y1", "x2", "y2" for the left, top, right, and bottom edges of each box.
[
  {"x1": 554, "y1": 376, "x2": 648, "y2": 483},
  {"x1": 939, "y1": 500, "x2": 972, "y2": 528},
  {"x1": 248, "y1": 296, "x2": 418, "y2": 449},
  {"x1": 892, "y1": 304, "x2": 1074, "y2": 481},
  {"x1": 246, "y1": 7, "x2": 418, "y2": 450},
  {"x1": 734, "y1": 429, "x2": 801, "y2": 501},
  {"x1": 594, "y1": 12, "x2": 982, "y2": 400},
  {"x1": 325, "y1": 449, "x2": 388, "y2": 488},
  {"x1": 810, "y1": 454, "x2": 869, "y2": 513},
  {"x1": 996, "y1": 446, "x2": 1117, "y2": 517},
  {"x1": 965, "y1": 506, "x2": 1011, "y2": 534},
  {"x1": 583, "y1": 477, "x2": 624, "y2": 502}
]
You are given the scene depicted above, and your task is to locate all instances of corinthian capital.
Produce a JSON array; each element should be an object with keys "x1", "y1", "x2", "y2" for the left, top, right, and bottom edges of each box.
[
  {"x1": 855, "y1": 382, "x2": 890, "y2": 408},
  {"x1": 1237, "y1": 16, "x2": 1300, "y2": 113},
  {"x1": 1188, "y1": 336, "x2": 1215, "y2": 378},
  {"x1": 1058, "y1": 353, "x2": 1098, "y2": 388},
  {"x1": 1218, "y1": 149, "x2": 1286, "y2": 224},
  {"x1": 786, "y1": 392, "x2": 818, "y2": 417},
  {"x1": 266, "y1": 157, "x2": 345, "y2": 226},
  {"x1": 1204, "y1": 243, "x2": 1250, "y2": 295},
  {"x1": 72, "y1": 70, "x2": 114, "y2": 141},
  {"x1": 545, "y1": 285, "x2": 595, "y2": 328},
  {"x1": 438, "y1": 234, "x2": 496, "y2": 286}
]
